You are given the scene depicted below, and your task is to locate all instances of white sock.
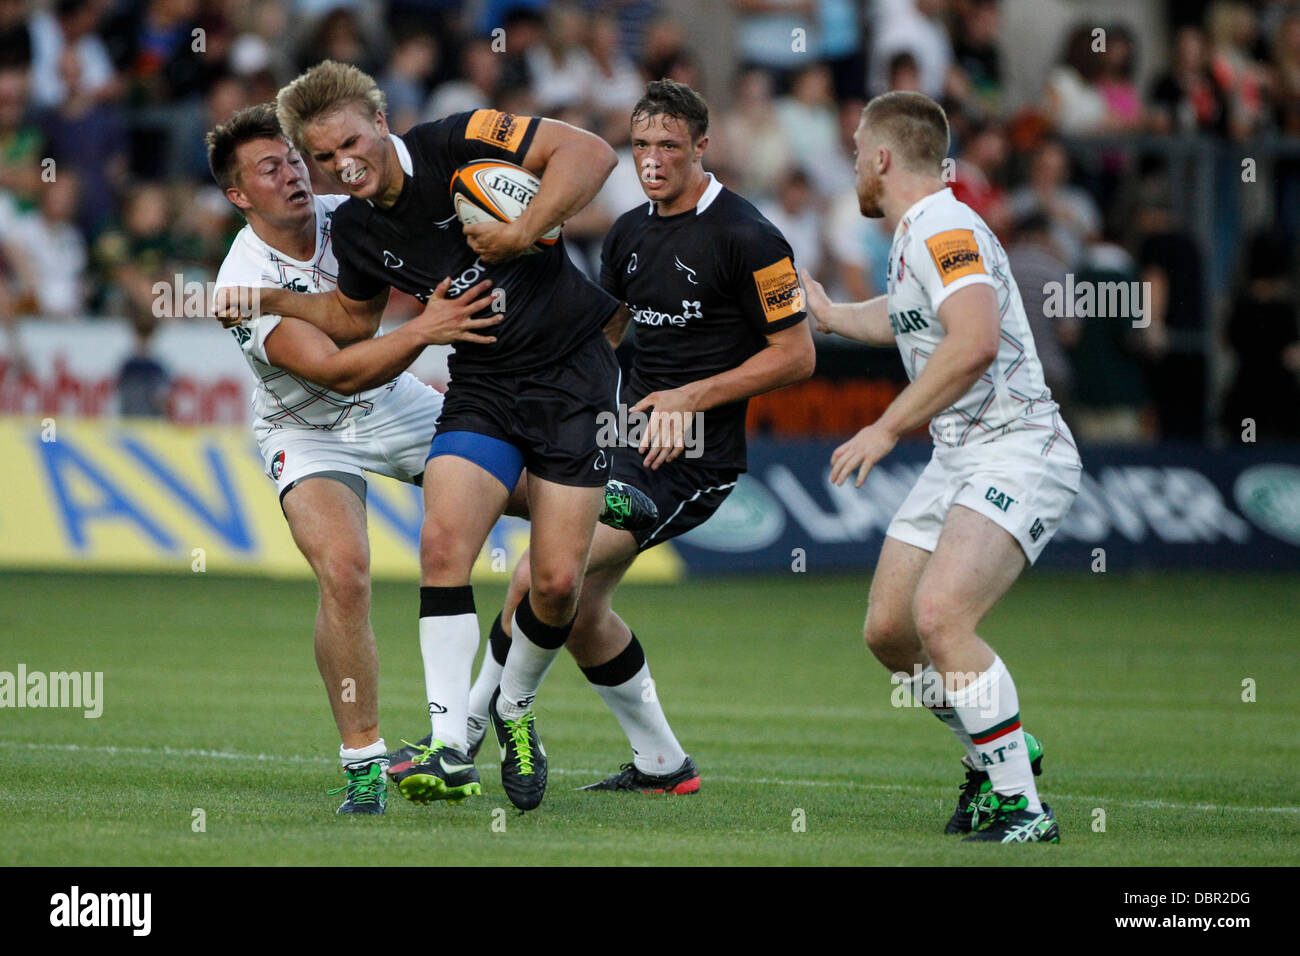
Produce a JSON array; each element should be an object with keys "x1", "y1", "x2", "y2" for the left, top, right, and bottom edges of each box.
[
  {"x1": 466, "y1": 613, "x2": 509, "y2": 739},
  {"x1": 418, "y1": 586, "x2": 480, "y2": 752},
  {"x1": 897, "y1": 664, "x2": 980, "y2": 765},
  {"x1": 340, "y1": 739, "x2": 387, "y2": 768},
  {"x1": 949, "y1": 656, "x2": 1042, "y2": 812},
  {"x1": 589, "y1": 658, "x2": 687, "y2": 776},
  {"x1": 497, "y1": 592, "x2": 572, "y2": 721}
]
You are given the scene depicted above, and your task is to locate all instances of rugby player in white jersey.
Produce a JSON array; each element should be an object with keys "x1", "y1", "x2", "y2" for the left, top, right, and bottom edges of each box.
[
  {"x1": 208, "y1": 103, "x2": 500, "y2": 814},
  {"x1": 207, "y1": 103, "x2": 652, "y2": 814},
  {"x1": 802, "y1": 91, "x2": 1080, "y2": 843}
]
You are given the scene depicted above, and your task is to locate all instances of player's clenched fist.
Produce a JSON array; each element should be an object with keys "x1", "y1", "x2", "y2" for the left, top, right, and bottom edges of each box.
[
  {"x1": 212, "y1": 285, "x2": 264, "y2": 327},
  {"x1": 410, "y1": 277, "x2": 502, "y2": 345}
]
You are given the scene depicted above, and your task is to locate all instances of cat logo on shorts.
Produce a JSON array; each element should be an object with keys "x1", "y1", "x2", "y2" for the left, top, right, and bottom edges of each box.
[
  {"x1": 925, "y1": 229, "x2": 985, "y2": 285},
  {"x1": 271, "y1": 450, "x2": 286, "y2": 480}
]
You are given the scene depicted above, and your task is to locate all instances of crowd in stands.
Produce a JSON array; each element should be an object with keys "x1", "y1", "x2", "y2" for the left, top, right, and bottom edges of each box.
[{"x1": 0, "y1": 0, "x2": 1296, "y2": 441}]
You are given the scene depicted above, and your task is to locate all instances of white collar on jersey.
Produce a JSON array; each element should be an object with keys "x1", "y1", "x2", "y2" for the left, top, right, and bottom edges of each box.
[
  {"x1": 649, "y1": 171, "x2": 724, "y2": 216},
  {"x1": 900, "y1": 186, "x2": 951, "y2": 225},
  {"x1": 390, "y1": 133, "x2": 413, "y2": 176},
  {"x1": 365, "y1": 134, "x2": 413, "y2": 206}
]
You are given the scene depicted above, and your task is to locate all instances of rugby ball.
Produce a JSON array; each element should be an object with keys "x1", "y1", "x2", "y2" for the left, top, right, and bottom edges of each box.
[{"x1": 449, "y1": 159, "x2": 561, "y2": 251}]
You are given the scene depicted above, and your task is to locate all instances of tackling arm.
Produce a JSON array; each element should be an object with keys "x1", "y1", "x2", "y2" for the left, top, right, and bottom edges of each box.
[
  {"x1": 216, "y1": 286, "x2": 389, "y2": 346},
  {"x1": 829, "y1": 283, "x2": 1000, "y2": 486},
  {"x1": 799, "y1": 269, "x2": 894, "y2": 346}
]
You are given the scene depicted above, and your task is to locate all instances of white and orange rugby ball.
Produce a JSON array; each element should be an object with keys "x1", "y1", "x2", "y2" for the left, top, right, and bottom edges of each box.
[{"x1": 449, "y1": 159, "x2": 561, "y2": 252}]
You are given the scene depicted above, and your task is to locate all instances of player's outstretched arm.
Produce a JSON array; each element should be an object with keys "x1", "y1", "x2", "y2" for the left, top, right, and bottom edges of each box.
[
  {"x1": 830, "y1": 283, "x2": 1000, "y2": 486},
  {"x1": 262, "y1": 278, "x2": 498, "y2": 393},
  {"x1": 464, "y1": 119, "x2": 617, "y2": 263},
  {"x1": 800, "y1": 269, "x2": 894, "y2": 346},
  {"x1": 632, "y1": 320, "x2": 816, "y2": 469},
  {"x1": 215, "y1": 286, "x2": 390, "y2": 346}
]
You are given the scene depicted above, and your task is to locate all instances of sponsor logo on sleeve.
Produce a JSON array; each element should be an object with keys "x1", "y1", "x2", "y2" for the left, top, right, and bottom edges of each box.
[
  {"x1": 465, "y1": 109, "x2": 528, "y2": 152},
  {"x1": 752, "y1": 256, "x2": 803, "y2": 323},
  {"x1": 925, "y1": 229, "x2": 985, "y2": 285}
]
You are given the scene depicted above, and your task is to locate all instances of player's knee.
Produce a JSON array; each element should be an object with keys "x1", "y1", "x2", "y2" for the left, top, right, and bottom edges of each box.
[
  {"x1": 317, "y1": 550, "x2": 370, "y2": 613},
  {"x1": 912, "y1": 595, "x2": 966, "y2": 651},
  {"x1": 529, "y1": 565, "x2": 581, "y2": 615},
  {"x1": 419, "y1": 519, "x2": 468, "y2": 578},
  {"x1": 863, "y1": 611, "x2": 913, "y2": 668}
]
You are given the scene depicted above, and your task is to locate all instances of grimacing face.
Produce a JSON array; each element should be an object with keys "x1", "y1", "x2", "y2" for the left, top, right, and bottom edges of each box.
[
  {"x1": 230, "y1": 136, "x2": 314, "y2": 224},
  {"x1": 853, "y1": 118, "x2": 885, "y2": 219},
  {"x1": 631, "y1": 112, "x2": 705, "y2": 206},
  {"x1": 301, "y1": 102, "x2": 395, "y2": 203}
]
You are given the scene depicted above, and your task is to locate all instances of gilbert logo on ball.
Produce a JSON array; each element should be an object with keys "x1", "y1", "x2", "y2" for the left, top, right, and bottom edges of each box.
[{"x1": 449, "y1": 159, "x2": 561, "y2": 253}]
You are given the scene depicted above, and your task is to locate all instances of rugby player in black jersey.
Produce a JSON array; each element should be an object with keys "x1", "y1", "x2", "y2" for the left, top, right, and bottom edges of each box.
[
  {"x1": 463, "y1": 80, "x2": 816, "y2": 794},
  {"x1": 216, "y1": 61, "x2": 639, "y2": 811}
]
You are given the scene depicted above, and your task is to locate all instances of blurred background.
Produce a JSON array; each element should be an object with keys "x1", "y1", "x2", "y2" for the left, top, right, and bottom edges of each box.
[{"x1": 2, "y1": 0, "x2": 1299, "y2": 579}]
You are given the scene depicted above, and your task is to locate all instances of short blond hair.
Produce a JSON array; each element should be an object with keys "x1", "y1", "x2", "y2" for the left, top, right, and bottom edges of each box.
[
  {"x1": 861, "y1": 91, "x2": 950, "y2": 174},
  {"x1": 276, "y1": 60, "x2": 388, "y2": 148}
]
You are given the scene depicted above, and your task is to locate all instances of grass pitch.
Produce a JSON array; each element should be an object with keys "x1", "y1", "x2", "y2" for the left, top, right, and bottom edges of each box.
[{"x1": 1, "y1": 569, "x2": 1296, "y2": 866}]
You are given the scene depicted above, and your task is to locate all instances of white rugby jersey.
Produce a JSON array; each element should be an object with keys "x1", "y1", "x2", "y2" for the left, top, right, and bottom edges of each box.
[
  {"x1": 885, "y1": 188, "x2": 1073, "y2": 454},
  {"x1": 215, "y1": 194, "x2": 395, "y2": 429}
]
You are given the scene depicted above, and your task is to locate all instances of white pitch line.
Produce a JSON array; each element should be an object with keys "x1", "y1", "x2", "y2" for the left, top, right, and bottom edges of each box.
[{"x1": 3, "y1": 741, "x2": 1297, "y2": 816}]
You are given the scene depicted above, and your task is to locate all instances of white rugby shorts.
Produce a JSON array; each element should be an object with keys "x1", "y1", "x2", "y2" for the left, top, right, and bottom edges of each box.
[
  {"x1": 885, "y1": 426, "x2": 1082, "y2": 564},
  {"x1": 253, "y1": 372, "x2": 444, "y2": 500}
]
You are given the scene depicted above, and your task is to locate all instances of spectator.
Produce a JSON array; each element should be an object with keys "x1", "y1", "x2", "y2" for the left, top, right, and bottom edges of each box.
[
  {"x1": 1272, "y1": 9, "x2": 1300, "y2": 135},
  {"x1": 1007, "y1": 211, "x2": 1075, "y2": 405},
  {"x1": 3, "y1": 170, "x2": 89, "y2": 318},
  {"x1": 116, "y1": 315, "x2": 170, "y2": 416},
  {"x1": 29, "y1": 0, "x2": 119, "y2": 111},
  {"x1": 380, "y1": 31, "x2": 438, "y2": 134},
  {"x1": 296, "y1": 6, "x2": 381, "y2": 75},
  {"x1": 1007, "y1": 138, "x2": 1101, "y2": 269},
  {"x1": 1132, "y1": 179, "x2": 1208, "y2": 440},
  {"x1": 0, "y1": 0, "x2": 31, "y2": 71},
  {"x1": 819, "y1": 0, "x2": 865, "y2": 100},
  {"x1": 1221, "y1": 232, "x2": 1300, "y2": 442},
  {"x1": 887, "y1": 51, "x2": 923, "y2": 93},
  {"x1": 950, "y1": 118, "x2": 1011, "y2": 236},
  {"x1": 587, "y1": 15, "x2": 644, "y2": 136},
  {"x1": 1207, "y1": 0, "x2": 1268, "y2": 137},
  {"x1": 760, "y1": 167, "x2": 824, "y2": 280},
  {"x1": 424, "y1": 37, "x2": 501, "y2": 121},
  {"x1": 0, "y1": 64, "x2": 43, "y2": 214},
  {"x1": 110, "y1": 0, "x2": 204, "y2": 107},
  {"x1": 1096, "y1": 24, "x2": 1144, "y2": 132},
  {"x1": 1064, "y1": 236, "x2": 1151, "y2": 443},
  {"x1": 1044, "y1": 24, "x2": 1109, "y2": 134},
  {"x1": 870, "y1": 0, "x2": 954, "y2": 100},
  {"x1": 775, "y1": 61, "x2": 850, "y2": 197},
  {"x1": 733, "y1": 0, "x2": 819, "y2": 84},
  {"x1": 951, "y1": 0, "x2": 1002, "y2": 118},
  {"x1": 713, "y1": 67, "x2": 794, "y2": 201},
  {"x1": 40, "y1": 45, "x2": 127, "y2": 238},
  {"x1": 1149, "y1": 25, "x2": 1230, "y2": 135},
  {"x1": 93, "y1": 182, "x2": 182, "y2": 325},
  {"x1": 526, "y1": 2, "x2": 597, "y2": 112}
]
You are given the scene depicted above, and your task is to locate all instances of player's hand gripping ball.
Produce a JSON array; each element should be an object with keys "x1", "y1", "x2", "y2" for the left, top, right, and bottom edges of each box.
[{"x1": 450, "y1": 160, "x2": 561, "y2": 256}]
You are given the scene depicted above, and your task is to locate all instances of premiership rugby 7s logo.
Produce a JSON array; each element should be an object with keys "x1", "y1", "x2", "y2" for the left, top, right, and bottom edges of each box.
[
  {"x1": 465, "y1": 109, "x2": 526, "y2": 151},
  {"x1": 752, "y1": 257, "x2": 802, "y2": 323},
  {"x1": 925, "y1": 229, "x2": 986, "y2": 286}
]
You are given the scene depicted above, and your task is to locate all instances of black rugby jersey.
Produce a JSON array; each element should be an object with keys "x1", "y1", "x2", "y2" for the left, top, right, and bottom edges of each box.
[
  {"x1": 599, "y1": 174, "x2": 806, "y2": 471},
  {"x1": 332, "y1": 109, "x2": 618, "y2": 375}
]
